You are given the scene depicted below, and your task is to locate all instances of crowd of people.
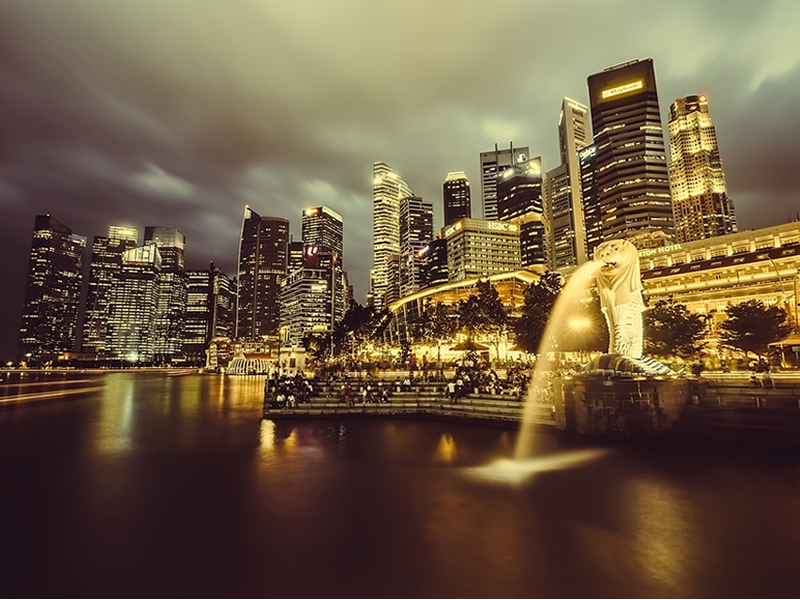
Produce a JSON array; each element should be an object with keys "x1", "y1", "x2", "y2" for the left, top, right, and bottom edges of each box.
[
  {"x1": 265, "y1": 370, "x2": 315, "y2": 409},
  {"x1": 264, "y1": 354, "x2": 544, "y2": 409}
]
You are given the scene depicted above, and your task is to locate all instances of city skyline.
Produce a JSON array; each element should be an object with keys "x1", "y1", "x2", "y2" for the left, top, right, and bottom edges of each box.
[{"x1": 2, "y1": 0, "x2": 800, "y2": 359}]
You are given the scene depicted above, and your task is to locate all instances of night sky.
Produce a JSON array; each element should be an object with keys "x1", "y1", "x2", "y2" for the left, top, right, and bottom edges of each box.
[{"x1": 2, "y1": 0, "x2": 799, "y2": 360}]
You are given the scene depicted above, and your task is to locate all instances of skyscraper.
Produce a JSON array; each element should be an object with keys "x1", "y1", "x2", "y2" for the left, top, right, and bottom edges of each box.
[
  {"x1": 399, "y1": 195, "x2": 434, "y2": 298},
  {"x1": 302, "y1": 205, "x2": 347, "y2": 324},
  {"x1": 444, "y1": 218, "x2": 521, "y2": 283},
  {"x1": 236, "y1": 207, "x2": 289, "y2": 340},
  {"x1": 418, "y1": 237, "x2": 449, "y2": 290},
  {"x1": 288, "y1": 240, "x2": 305, "y2": 276},
  {"x1": 668, "y1": 94, "x2": 736, "y2": 243},
  {"x1": 479, "y1": 143, "x2": 530, "y2": 221},
  {"x1": 579, "y1": 144, "x2": 601, "y2": 253},
  {"x1": 18, "y1": 214, "x2": 86, "y2": 363},
  {"x1": 372, "y1": 161, "x2": 413, "y2": 309},
  {"x1": 144, "y1": 227, "x2": 187, "y2": 361},
  {"x1": 442, "y1": 172, "x2": 471, "y2": 226},
  {"x1": 82, "y1": 225, "x2": 138, "y2": 355},
  {"x1": 497, "y1": 157, "x2": 546, "y2": 267},
  {"x1": 280, "y1": 249, "x2": 342, "y2": 348},
  {"x1": 586, "y1": 58, "x2": 674, "y2": 253},
  {"x1": 107, "y1": 244, "x2": 161, "y2": 363},
  {"x1": 302, "y1": 206, "x2": 344, "y2": 256},
  {"x1": 184, "y1": 262, "x2": 236, "y2": 364},
  {"x1": 544, "y1": 98, "x2": 590, "y2": 269}
]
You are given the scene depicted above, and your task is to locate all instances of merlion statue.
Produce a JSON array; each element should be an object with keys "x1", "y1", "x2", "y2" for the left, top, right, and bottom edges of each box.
[{"x1": 592, "y1": 239, "x2": 674, "y2": 376}]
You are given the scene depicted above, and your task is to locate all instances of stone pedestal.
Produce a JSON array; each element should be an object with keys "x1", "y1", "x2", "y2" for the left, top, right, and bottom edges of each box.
[{"x1": 554, "y1": 376, "x2": 690, "y2": 435}]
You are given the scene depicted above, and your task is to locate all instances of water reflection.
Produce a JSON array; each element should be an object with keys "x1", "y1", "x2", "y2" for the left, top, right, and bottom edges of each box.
[
  {"x1": 1, "y1": 373, "x2": 800, "y2": 598},
  {"x1": 433, "y1": 433, "x2": 457, "y2": 464},
  {"x1": 95, "y1": 375, "x2": 134, "y2": 454}
]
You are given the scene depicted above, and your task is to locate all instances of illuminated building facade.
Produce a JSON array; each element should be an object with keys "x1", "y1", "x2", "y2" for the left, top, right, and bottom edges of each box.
[
  {"x1": 386, "y1": 269, "x2": 538, "y2": 347},
  {"x1": 444, "y1": 218, "x2": 521, "y2": 283},
  {"x1": 280, "y1": 249, "x2": 342, "y2": 348},
  {"x1": 288, "y1": 240, "x2": 305, "y2": 276},
  {"x1": 302, "y1": 205, "x2": 347, "y2": 325},
  {"x1": 302, "y1": 206, "x2": 343, "y2": 257},
  {"x1": 184, "y1": 263, "x2": 236, "y2": 364},
  {"x1": 668, "y1": 94, "x2": 737, "y2": 243},
  {"x1": 586, "y1": 58, "x2": 674, "y2": 254},
  {"x1": 497, "y1": 156, "x2": 546, "y2": 267},
  {"x1": 372, "y1": 161, "x2": 413, "y2": 310},
  {"x1": 18, "y1": 214, "x2": 86, "y2": 363},
  {"x1": 479, "y1": 143, "x2": 530, "y2": 221},
  {"x1": 385, "y1": 252, "x2": 401, "y2": 307},
  {"x1": 82, "y1": 225, "x2": 138, "y2": 355},
  {"x1": 545, "y1": 98, "x2": 590, "y2": 270},
  {"x1": 639, "y1": 221, "x2": 800, "y2": 331},
  {"x1": 399, "y1": 195, "x2": 434, "y2": 298},
  {"x1": 144, "y1": 226, "x2": 187, "y2": 361},
  {"x1": 443, "y1": 172, "x2": 471, "y2": 226},
  {"x1": 107, "y1": 244, "x2": 161, "y2": 363},
  {"x1": 418, "y1": 237, "x2": 449, "y2": 290},
  {"x1": 236, "y1": 207, "x2": 289, "y2": 339}
]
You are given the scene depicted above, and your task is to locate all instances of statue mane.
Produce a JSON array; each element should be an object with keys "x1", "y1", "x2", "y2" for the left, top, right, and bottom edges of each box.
[{"x1": 595, "y1": 240, "x2": 643, "y2": 312}]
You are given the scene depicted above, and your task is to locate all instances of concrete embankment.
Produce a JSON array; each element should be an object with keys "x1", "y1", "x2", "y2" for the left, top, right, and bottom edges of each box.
[
  {"x1": 263, "y1": 382, "x2": 556, "y2": 427},
  {"x1": 264, "y1": 376, "x2": 800, "y2": 449}
]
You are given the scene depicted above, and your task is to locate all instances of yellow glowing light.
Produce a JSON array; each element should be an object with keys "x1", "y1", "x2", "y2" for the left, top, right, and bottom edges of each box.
[
  {"x1": 601, "y1": 80, "x2": 644, "y2": 100},
  {"x1": 568, "y1": 317, "x2": 592, "y2": 330}
]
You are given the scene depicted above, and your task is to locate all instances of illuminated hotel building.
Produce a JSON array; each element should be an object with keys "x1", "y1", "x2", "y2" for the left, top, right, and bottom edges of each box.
[
  {"x1": 144, "y1": 226, "x2": 187, "y2": 361},
  {"x1": 443, "y1": 172, "x2": 471, "y2": 226},
  {"x1": 444, "y1": 218, "x2": 521, "y2": 283},
  {"x1": 639, "y1": 221, "x2": 800, "y2": 331},
  {"x1": 82, "y1": 225, "x2": 138, "y2": 355},
  {"x1": 399, "y1": 195, "x2": 434, "y2": 298},
  {"x1": 545, "y1": 98, "x2": 590, "y2": 270},
  {"x1": 236, "y1": 207, "x2": 289, "y2": 339},
  {"x1": 372, "y1": 161, "x2": 413, "y2": 309},
  {"x1": 184, "y1": 263, "x2": 236, "y2": 364},
  {"x1": 18, "y1": 214, "x2": 86, "y2": 363},
  {"x1": 479, "y1": 143, "x2": 530, "y2": 221},
  {"x1": 107, "y1": 244, "x2": 161, "y2": 363},
  {"x1": 497, "y1": 156, "x2": 546, "y2": 267},
  {"x1": 586, "y1": 58, "x2": 674, "y2": 254},
  {"x1": 667, "y1": 94, "x2": 737, "y2": 243}
]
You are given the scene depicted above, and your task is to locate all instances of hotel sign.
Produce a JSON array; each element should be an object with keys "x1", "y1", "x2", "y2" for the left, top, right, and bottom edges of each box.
[
  {"x1": 601, "y1": 80, "x2": 644, "y2": 100},
  {"x1": 638, "y1": 243, "x2": 683, "y2": 257}
]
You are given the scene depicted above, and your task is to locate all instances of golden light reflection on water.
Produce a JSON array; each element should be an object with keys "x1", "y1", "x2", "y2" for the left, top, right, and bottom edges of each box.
[
  {"x1": 95, "y1": 375, "x2": 134, "y2": 455},
  {"x1": 628, "y1": 478, "x2": 693, "y2": 592},
  {"x1": 259, "y1": 420, "x2": 298, "y2": 455},
  {"x1": 433, "y1": 433, "x2": 457, "y2": 464}
]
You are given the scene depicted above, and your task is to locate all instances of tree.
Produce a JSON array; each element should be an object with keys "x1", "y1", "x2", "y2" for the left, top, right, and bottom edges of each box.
[
  {"x1": 457, "y1": 280, "x2": 508, "y2": 358},
  {"x1": 719, "y1": 299, "x2": 792, "y2": 358},
  {"x1": 513, "y1": 271, "x2": 562, "y2": 354},
  {"x1": 409, "y1": 301, "x2": 458, "y2": 365},
  {"x1": 331, "y1": 303, "x2": 391, "y2": 359},
  {"x1": 643, "y1": 298, "x2": 708, "y2": 359},
  {"x1": 302, "y1": 332, "x2": 331, "y2": 360}
]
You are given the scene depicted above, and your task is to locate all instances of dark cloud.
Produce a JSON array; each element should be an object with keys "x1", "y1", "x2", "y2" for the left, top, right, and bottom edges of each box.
[{"x1": 1, "y1": 0, "x2": 799, "y2": 359}]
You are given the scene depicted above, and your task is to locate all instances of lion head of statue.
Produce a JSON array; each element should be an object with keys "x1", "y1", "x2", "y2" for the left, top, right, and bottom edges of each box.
[{"x1": 593, "y1": 239, "x2": 643, "y2": 306}]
